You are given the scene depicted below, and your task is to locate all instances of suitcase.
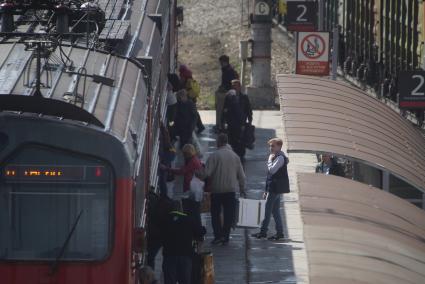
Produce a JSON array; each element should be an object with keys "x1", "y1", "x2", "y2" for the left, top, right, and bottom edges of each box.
[{"x1": 236, "y1": 198, "x2": 266, "y2": 228}]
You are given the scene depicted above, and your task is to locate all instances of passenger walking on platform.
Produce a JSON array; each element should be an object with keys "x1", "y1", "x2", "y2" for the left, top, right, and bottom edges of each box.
[
  {"x1": 252, "y1": 138, "x2": 289, "y2": 241},
  {"x1": 146, "y1": 191, "x2": 174, "y2": 270},
  {"x1": 163, "y1": 144, "x2": 203, "y2": 226},
  {"x1": 215, "y1": 55, "x2": 239, "y2": 132},
  {"x1": 166, "y1": 74, "x2": 182, "y2": 134},
  {"x1": 179, "y1": 64, "x2": 205, "y2": 134},
  {"x1": 158, "y1": 123, "x2": 176, "y2": 197},
  {"x1": 315, "y1": 154, "x2": 345, "y2": 177},
  {"x1": 222, "y1": 80, "x2": 253, "y2": 163},
  {"x1": 218, "y1": 55, "x2": 239, "y2": 92},
  {"x1": 174, "y1": 89, "x2": 197, "y2": 149},
  {"x1": 197, "y1": 133, "x2": 245, "y2": 245},
  {"x1": 160, "y1": 200, "x2": 206, "y2": 284}
]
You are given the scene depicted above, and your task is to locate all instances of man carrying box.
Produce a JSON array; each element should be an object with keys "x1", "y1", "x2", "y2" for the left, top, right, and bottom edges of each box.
[{"x1": 252, "y1": 138, "x2": 290, "y2": 240}]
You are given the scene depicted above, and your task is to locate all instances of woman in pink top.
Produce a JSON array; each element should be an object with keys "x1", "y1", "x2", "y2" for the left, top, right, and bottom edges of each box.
[{"x1": 166, "y1": 144, "x2": 202, "y2": 192}]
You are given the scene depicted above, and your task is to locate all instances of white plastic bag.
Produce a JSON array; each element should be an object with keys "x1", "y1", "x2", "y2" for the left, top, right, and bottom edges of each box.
[{"x1": 189, "y1": 176, "x2": 204, "y2": 202}]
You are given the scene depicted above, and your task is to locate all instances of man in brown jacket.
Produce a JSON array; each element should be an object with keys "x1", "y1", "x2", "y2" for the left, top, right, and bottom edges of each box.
[{"x1": 198, "y1": 133, "x2": 245, "y2": 245}]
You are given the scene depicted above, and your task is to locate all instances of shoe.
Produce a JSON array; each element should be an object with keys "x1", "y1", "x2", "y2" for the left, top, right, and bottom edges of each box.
[
  {"x1": 221, "y1": 239, "x2": 229, "y2": 245},
  {"x1": 211, "y1": 238, "x2": 223, "y2": 245},
  {"x1": 251, "y1": 232, "x2": 267, "y2": 239},
  {"x1": 267, "y1": 234, "x2": 285, "y2": 241}
]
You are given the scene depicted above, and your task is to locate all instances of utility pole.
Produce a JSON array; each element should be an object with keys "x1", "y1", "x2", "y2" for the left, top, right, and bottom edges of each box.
[
  {"x1": 247, "y1": 0, "x2": 274, "y2": 108},
  {"x1": 318, "y1": 0, "x2": 324, "y2": 31}
]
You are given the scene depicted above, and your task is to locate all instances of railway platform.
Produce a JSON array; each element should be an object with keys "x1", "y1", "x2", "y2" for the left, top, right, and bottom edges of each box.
[
  {"x1": 155, "y1": 111, "x2": 314, "y2": 283},
  {"x1": 200, "y1": 111, "x2": 313, "y2": 283}
]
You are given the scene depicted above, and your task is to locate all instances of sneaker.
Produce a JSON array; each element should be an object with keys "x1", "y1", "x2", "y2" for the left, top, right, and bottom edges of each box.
[
  {"x1": 251, "y1": 232, "x2": 267, "y2": 239},
  {"x1": 267, "y1": 234, "x2": 285, "y2": 241},
  {"x1": 211, "y1": 238, "x2": 223, "y2": 245}
]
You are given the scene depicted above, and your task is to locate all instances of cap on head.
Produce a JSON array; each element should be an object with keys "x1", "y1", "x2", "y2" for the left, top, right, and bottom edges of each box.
[{"x1": 179, "y1": 64, "x2": 192, "y2": 79}]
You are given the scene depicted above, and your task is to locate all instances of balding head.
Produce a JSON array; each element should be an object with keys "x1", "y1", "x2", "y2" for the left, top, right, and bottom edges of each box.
[{"x1": 217, "y1": 133, "x2": 228, "y2": 148}]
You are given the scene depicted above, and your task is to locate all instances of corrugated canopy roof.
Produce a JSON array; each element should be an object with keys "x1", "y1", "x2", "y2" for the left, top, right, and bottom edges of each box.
[
  {"x1": 277, "y1": 74, "x2": 425, "y2": 192},
  {"x1": 298, "y1": 173, "x2": 425, "y2": 284}
]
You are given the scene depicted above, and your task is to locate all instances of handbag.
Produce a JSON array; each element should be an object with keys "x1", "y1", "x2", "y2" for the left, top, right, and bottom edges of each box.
[
  {"x1": 189, "y1": 176, "x2": 204, "y2": 202},
  {"x1": 243, "y1": 124, "x2": 255, "y2": 150}
]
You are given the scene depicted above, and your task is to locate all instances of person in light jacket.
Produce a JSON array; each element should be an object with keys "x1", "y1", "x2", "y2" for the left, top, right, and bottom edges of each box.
[
  {"x1": 252, "y1": 138, "x2": 289, "y2": 241},
  {"x1": 197, "y1": 133, "x2": 245, "y2": 245}
]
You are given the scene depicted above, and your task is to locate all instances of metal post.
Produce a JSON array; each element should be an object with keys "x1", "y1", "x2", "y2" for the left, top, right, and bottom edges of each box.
[
  {"x1": 318, "y1": 0, "x2": 324, "y2": 31},
  {"x1": 247, "y1": 0, "x2": 274, "y2": 107},
  {"x1": 34, "y1": 42, "x2": 42, "y2": 97},
  {"x1": 331, "y1": 26, "x2": 339, "y2": 80},
  {"x1": 382, "y1": 170, "x2": 390, "y2": 192},
  {"x1": 240, "y1": 40, "x2": 249, "y2": 91}
]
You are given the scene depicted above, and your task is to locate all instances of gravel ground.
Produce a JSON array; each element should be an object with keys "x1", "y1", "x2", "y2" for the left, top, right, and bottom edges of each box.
[{"x1": 178, "y1": 0, "x2": 295, "y2": 109}]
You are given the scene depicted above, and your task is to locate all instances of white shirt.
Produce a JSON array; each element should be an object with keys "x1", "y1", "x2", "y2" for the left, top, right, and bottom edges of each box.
[{"x1": 267, "y1": 154, "x2": 285, "y2": 175}]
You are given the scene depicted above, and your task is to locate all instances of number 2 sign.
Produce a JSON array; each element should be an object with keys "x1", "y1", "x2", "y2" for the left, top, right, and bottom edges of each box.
[
  {"x1": 286, "y1": 0, "x2": 317, "y2": 32},
  {"x1": 399, "y1": 71, "x2": 425, "y2": 109}
]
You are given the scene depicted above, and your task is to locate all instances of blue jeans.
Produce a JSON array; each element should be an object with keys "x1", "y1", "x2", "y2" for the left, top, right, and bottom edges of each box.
[
  {"x1": 260, "y1": 192, "x2": 283, "y2": 235},
  {"x1": 163, "y1": 255, "x2": 192, "y2": 284}
]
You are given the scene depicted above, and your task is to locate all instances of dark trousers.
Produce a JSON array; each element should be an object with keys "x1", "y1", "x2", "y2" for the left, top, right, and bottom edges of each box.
[
  {"x1": 211, "y1": 192, "x2": 236, "y2": 241},
  {"x1": 147, "y1": 238, "x2": 162, "y2": 270},
  {"x1": 163, "y1": 255, "x2": 192, "y2": 284},
  {"x1": 227, "y1": 126, "x2": 245, "y2": 161}
]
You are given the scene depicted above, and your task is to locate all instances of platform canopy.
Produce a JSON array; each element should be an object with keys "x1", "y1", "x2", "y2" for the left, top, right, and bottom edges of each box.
[
  {"x1": 298, "y1": 173, "x2": 425, "y2": 284},
  {"x1": 277, "y1": 74, "x2": 425, "y2": 192}
]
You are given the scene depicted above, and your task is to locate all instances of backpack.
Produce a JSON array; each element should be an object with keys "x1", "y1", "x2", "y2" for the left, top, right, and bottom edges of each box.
[{"x1": 187, "y1": 78, "x2": 201, "y2": 99}]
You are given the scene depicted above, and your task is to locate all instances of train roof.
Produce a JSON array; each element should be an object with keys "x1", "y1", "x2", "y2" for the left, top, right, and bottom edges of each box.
[{"x1": 0, "y1": 0, "x2": 172, "y2": 142}]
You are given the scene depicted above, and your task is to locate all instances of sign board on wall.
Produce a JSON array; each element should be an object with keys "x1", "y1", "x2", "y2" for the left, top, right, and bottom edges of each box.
[
  {"x1": 286, "y1": 0, "x2": 317, "y2": 31},
  {"x1": 296, "y1": 31, "x2": 330, "y2": 76},
  {"x1": 399, "y1": 71, "x2": 425, "y2": 109}
]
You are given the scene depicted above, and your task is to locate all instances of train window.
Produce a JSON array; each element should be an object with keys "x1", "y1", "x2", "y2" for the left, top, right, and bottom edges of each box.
[{"x1": 0, "y1": 145, "x2": 113, "y2": 261}]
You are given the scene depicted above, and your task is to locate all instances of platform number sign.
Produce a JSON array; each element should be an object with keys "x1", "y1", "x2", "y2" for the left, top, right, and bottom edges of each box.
[
  {"x1": 254, "y1": 1, "x2": 270, "y2": 16},
  {"x1": 399, "y1": 71, "x2": 425, "y2": 109},
  {"x1": 286, "y1": 0, "x2": 317, "y2": 32}
]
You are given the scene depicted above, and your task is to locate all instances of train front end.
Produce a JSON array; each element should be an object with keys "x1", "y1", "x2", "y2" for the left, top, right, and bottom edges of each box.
[{"x1": 0, "y1": 113, "x2": 134, "y2": 284}]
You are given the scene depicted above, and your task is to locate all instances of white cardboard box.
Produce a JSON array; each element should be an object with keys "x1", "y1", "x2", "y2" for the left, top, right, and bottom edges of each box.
[{"x1": 236, "y1": 198, "x2": 266, "y2": 228}]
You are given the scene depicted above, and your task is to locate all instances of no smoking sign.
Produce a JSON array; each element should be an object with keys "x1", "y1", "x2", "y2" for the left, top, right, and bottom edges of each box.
[{"x1": 296, "y1": 32, "x2": 330, "y2": 76}]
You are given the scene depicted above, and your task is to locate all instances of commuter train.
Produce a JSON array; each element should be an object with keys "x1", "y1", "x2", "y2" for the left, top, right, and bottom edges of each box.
[
  {"x1": 0, "y1": 0, "x2": 178, "y2": 283},
  {"x1": 275, "y1": 0, "x2": 425, "y2": 124}
]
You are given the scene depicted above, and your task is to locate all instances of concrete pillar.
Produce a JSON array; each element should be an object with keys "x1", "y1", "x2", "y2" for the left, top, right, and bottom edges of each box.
[{"x1": 247, "y1": 0, "x2": 275, "y2": 108}]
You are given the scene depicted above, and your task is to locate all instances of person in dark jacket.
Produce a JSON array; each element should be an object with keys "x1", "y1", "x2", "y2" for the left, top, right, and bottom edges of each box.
[
  {"x1": 222, "y1": 80, "x2": 253, "y2": 163},
  {"x1": 315, "y1": 154, "x2": 345, "y2": 177},
  {"x1": 252, "y1": 138, "x2": 289, "y2": 240},
  {"x1": 219, "y1": 55, "x2": 239, "y2": 92},
  {"x1": 146, "y1": 192, "x2": 174, "y2": 269},
  {"x1": 161, "y1": 200, "x2": 206, "y2": 284},
  {"x1": 174, "y1": 89, "x2": 197, "y2": 149}
]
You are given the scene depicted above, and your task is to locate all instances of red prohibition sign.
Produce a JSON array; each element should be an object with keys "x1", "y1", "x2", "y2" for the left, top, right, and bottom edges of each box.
[{"x1": 301, "y1": 34, "x2": 326, "y2": 59}]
